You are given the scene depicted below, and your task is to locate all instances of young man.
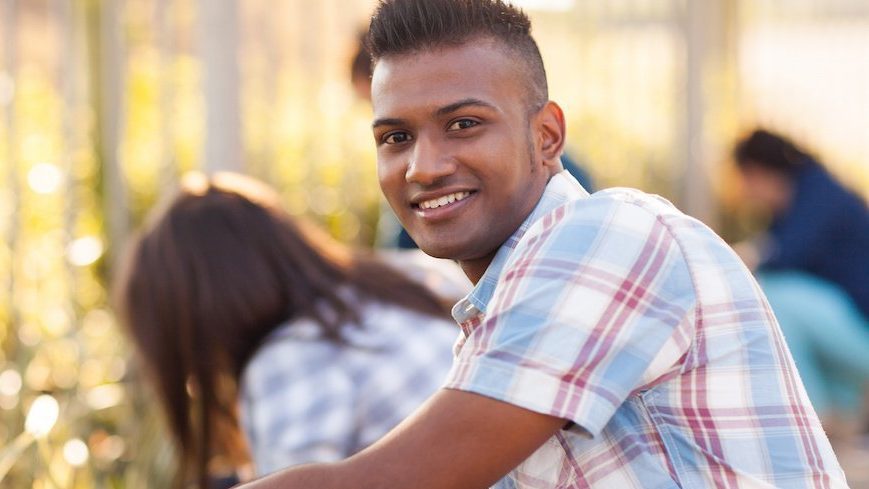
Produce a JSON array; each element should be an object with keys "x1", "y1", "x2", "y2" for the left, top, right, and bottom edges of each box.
[{"x1": 239, "y1": 1, "x2": 847, "y2": 487}]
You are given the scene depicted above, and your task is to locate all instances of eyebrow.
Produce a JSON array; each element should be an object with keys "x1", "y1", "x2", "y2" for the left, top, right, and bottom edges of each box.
[
  {"x1": 371, "y1": 117, "x2": 406, "y2": 129},
  {"x1": 435, "y1": 98, "x2": 496, "y2": 117},
  {"x1": 371, "y1": 98, "x2": 497, "y2": 129}
]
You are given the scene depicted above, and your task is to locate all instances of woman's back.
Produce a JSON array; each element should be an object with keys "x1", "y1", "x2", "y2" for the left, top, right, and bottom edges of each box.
[
  {"x1": 240, "y1": 291, "x2": 457, "y2": 473},
  {"x1": 116, "y1": 172, "x2": 459, "y2": 487}
]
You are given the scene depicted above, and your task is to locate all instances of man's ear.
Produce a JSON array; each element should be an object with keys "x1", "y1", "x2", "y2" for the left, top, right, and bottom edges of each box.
[{"x1": 534, "y1": 101, "x2": 566, "y2": 173}]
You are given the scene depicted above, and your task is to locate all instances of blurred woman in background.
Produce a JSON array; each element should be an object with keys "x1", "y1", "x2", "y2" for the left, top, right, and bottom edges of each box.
[
  {"x1": 733, "y1": 128, "x2": 869, "y2": 317},
  {"x1": 733, "y1": 128, "x2": 869, "y2": 436},
  {"x1": 114, "y1": 172, "x2": 457, "y2": 488}
]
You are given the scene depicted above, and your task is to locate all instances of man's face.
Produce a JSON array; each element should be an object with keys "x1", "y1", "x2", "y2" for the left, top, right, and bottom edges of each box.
[{"x1": 371, "y1": 39, "x2": 552, "y2": 281}]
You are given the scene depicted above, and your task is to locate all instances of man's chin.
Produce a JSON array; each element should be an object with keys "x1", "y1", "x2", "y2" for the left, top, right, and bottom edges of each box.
[
  {"x1": 414, "y1": 242, "x2": 456, "y2": 260},
  {"x1": 411, "y1": 238, "x2": 467, "y2": 261}
]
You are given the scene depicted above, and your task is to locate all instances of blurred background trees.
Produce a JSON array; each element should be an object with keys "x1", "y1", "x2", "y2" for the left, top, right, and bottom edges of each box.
[{"x1": 0, "y1": 0, "x2": 867, "y2": 487}]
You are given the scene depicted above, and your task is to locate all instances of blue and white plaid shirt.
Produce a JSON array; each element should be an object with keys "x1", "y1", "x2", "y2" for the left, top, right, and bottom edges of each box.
[
  {"x1": 446, "y1": 171, "x2": 847, "y2": 488},
  {"x1": 239, "y1": 296, "x2": 457, "y2": 475}
]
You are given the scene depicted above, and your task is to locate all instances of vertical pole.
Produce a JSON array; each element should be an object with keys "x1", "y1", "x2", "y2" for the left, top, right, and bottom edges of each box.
[
  {"x1": 199, "y1": 0, "x2": 243, "y2": 174},
  {"x1": 259, "y1": 0, "x2": 279, "y2": 184},
  {"x1": 680, "y1": 0, "x2": 713, "y2": 223},
  {"x1": 1, "y1": 0, "x2": 19, "y2": 356},
  {"x1": 57, "y1": 0, "x2": 79, "y2": 292},
  {"x1": 97, "y1": 0, "x2": 130, "y2": 273},
  {"x1": 678, "y1": 0, "x2": 737, "y2": 226},
  {"x1": 155, "y1": 0, "x2": 177, "y2": 188}
]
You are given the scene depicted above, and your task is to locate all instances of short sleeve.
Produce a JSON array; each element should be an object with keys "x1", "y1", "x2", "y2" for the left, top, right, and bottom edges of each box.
[
  {"x1": 239, "y1": 337, "x2": 357, "y2": 475},
  {"x1": 445, "y1": 196, "x2": 697, "y2": 436}
]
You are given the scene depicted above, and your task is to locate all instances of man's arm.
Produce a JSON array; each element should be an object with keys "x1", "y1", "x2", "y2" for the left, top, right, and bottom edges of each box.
[{"x1": 236, "y1": 388, "x2": 567, "y2": 489}]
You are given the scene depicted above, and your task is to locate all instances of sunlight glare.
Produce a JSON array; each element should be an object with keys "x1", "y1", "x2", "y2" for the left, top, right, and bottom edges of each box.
[
  {"x1": 86, "y1": 383, "x2": 124, "y2": 411},
  {"x1": 25, "y1": 394, "x2": 59, "y2": 438},
  {"x1": 67, "y1": 236, "x2": 104, "y2": 267},
  {"x1": 0, "y1": 369, "x2": 22, "y2": 396},
  {"x1": 27, "y1": 163, "x2": 64, "y2": 195},
  {"x1": 63, "y1": 438, "x2": 90, "y2": 467}
]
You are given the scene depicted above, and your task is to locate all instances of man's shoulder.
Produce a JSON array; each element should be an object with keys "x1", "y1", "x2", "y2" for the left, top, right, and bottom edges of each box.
[
  {"x1": 586, "y1": 187, "x2": 683, "y2": 217},
  {"x1": 531, "y1": 186, "x2": 688, "y2": 238},
  {"x1": 514, "y1": 184, "x2": 728, "y2": 274},
  {"x1": 502, "y1": 186, "x2": 696, "y2": 280}
]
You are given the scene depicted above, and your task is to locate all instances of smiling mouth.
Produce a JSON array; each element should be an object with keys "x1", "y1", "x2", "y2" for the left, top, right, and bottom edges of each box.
[{"x1": 415, "y1": 191, "x2": 473, "y2": 210}]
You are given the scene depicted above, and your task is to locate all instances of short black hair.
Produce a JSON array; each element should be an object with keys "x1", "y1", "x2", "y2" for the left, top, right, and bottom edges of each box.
[
  {"x1": 366, "y1": 0, "x2": 548, "y2": 111},
  {"x1": 733, "y1": 129, "x2": 813, "y2": 176}
]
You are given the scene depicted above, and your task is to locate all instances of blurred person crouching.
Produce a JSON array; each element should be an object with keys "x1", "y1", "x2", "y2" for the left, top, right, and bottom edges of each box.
[
  {"x1": 733, "y1": 128, "x2": 869, "y2": 438},
  {"x1": 114, "y1": 172, "x2": 458, "y2": 488}
]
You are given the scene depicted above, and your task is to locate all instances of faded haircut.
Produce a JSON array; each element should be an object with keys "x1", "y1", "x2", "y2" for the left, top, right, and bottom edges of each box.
[{"x1": 366, "y1": 0, "x2": 549, "y2": 112}]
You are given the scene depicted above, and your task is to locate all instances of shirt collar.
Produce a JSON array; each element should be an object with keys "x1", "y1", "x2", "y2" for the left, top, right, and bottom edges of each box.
[{"x1": 452, "y1": 170, "x2": 589, "y2": 323}]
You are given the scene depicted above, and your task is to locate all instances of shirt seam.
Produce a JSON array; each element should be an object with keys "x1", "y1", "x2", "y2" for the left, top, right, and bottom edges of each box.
[
  {"x1": 607, "y1": 197, "x2": 701, "y2": 373},
  {"x1": 640, "y1": 390, "x2": 689, "y2": 489}
]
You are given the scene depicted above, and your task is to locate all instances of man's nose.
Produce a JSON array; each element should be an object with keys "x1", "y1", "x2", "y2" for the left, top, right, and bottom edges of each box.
[{"x1": 405, "y1": 136, "x2": 456, "y2": 185}]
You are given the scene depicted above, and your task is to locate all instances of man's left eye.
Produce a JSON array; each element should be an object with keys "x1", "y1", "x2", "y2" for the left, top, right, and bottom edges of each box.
[{"x1": 447, "y1": 119, "x2": 478, "y2": 131}]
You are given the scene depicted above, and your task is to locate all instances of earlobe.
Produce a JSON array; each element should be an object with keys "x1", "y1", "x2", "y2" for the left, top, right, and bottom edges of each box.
[{"x1": 535, "y1": 101, "x2": 566, "y2": 167}]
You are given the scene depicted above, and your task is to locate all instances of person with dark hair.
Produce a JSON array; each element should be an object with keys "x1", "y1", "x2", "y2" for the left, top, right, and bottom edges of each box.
[
  {"x1": 733, "y1": 128, "x2": 869, "y2": 319},
  {"x1": 240, "y1": 2, "x2": 846, "y2": 487},
  {"x1": 115, "y1": 172, "x2": 458, "y2": 488},
  {"x1": 732, "y1": 128, "x2": 869, "y2": 429},
  {"x1": 349, "y1": 28, "x2": 595, "y2": 250}
]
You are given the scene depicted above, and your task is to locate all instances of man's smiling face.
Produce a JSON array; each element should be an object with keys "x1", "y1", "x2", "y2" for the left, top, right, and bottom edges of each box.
[{"x1": 371, "y1": 39, "x2": 554, "y2": 282}]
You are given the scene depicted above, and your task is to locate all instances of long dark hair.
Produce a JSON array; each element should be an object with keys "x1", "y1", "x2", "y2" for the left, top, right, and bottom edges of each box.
[{"x1": 114, "y1": 172, "x2": 448, "y2": 488}]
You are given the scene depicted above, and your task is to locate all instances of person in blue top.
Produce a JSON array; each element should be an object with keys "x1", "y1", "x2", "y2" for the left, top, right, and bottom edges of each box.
[
  {"x1": 734, "y1": 129, "x2": 869, "y2": 317},
  {"x1": 733, "y1": 128, "x2": 869, "y2": 429}
]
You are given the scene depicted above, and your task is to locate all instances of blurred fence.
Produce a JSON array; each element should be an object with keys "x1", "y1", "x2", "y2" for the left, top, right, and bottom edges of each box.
[{"x1": 0, "y1": 0, "x2": 867, "y2": 486}]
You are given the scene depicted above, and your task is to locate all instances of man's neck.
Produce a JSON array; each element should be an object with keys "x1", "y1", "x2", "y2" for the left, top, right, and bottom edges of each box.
[{"x1": 459, "y1": 252, "x2": 498, "y2": 285}]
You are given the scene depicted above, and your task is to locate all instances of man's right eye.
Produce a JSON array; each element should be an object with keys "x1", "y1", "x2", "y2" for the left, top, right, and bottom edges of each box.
[{"x1": 384, "y1": 132, "x2": 412, "y2": 144}]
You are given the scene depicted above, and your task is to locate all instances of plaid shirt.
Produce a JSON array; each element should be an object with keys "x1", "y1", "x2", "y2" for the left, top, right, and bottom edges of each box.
[
  {"x1": 445, "y1": 171, "x2": 847, "y2": 488},
  {"x1": 239, "y1": 296, "x2": 457, "y2": 475}
]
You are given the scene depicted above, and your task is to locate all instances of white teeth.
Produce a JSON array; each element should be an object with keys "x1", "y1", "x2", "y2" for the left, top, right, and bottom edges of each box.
[{"x1": 419, "y1": 191, "x2": 470, "y2": 210}]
